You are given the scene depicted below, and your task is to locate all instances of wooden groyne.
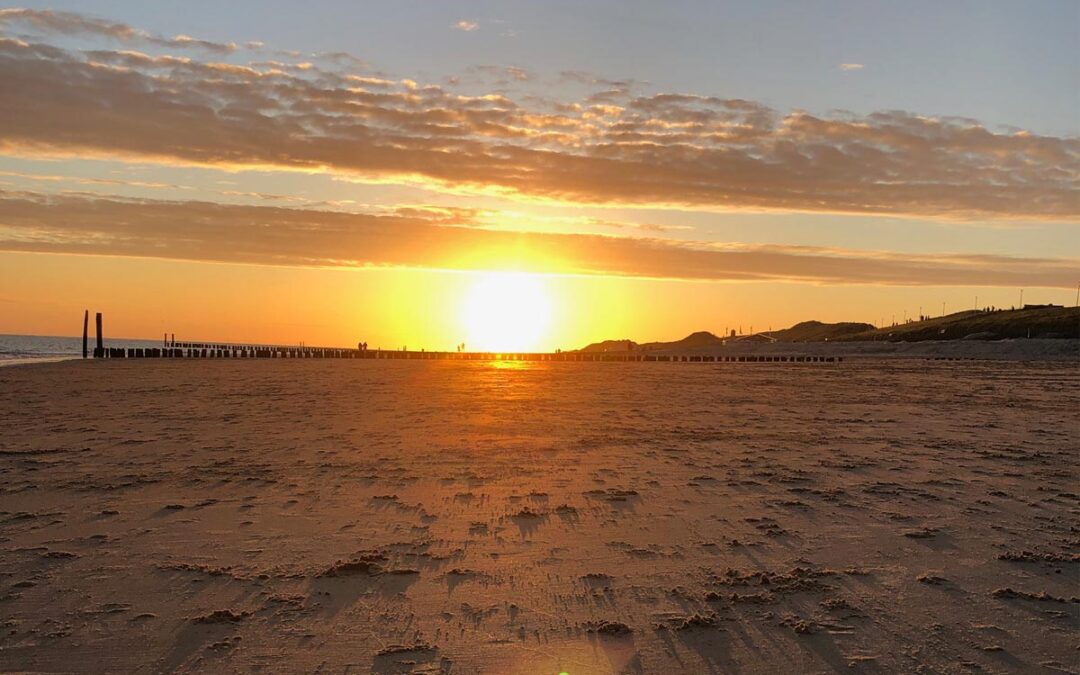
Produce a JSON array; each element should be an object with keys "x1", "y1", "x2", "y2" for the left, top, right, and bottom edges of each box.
[
  {"x1": 82, "y1": 313, "x2": 841, "y2": 364},
  {"x1": 93, "y1": 342, "x2": 841, "y2": 363}
]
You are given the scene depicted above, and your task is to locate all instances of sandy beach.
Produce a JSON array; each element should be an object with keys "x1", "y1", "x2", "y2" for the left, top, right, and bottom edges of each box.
[{"x1": 0, "y1": 357, "x2": 1076, "y2": 674}]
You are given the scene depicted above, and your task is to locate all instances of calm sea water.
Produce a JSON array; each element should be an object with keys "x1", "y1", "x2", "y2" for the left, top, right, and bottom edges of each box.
[{"x1": 0, "y1": 334, "x2": 174, "y2": 366}]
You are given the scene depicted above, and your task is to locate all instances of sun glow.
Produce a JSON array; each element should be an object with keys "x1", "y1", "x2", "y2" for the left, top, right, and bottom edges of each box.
[{"x1": 461, "y1": 271, "x2": 553, "y2": 353}]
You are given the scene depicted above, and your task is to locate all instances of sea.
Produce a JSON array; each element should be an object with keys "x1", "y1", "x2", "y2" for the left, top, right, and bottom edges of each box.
[{"x1": 0, "y1": 334, "x2": 174, "y2": 367}]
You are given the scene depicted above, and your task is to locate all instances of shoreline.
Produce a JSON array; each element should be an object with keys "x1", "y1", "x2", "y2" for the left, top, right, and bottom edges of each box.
[{"x1": 0, "y1": 355, "x2": 81, "y2": 368}]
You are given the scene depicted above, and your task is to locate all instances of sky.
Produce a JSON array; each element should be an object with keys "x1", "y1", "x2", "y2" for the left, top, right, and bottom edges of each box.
[{"x1": 0, "y1": 1, "x2": 1076, "y2": 350}]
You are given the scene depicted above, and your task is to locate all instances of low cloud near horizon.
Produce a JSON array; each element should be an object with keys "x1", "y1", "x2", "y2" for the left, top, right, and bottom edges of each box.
[
  {"x1": 0, "y1": 10, "x2": 1076, "y2": 222},
  {"x1": 1, "y1": 190, "x2": 1074, "y2": 289}
]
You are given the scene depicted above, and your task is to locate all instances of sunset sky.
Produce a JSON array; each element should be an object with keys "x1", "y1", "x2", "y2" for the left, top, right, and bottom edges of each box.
[{"x1": 0, "y1": 1, "x2": 1076, "y2": 351}]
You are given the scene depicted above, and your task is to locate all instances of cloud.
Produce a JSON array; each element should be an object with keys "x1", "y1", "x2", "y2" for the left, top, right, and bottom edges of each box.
[
  {"x1": 0, "y1": 8, "x2": 140, "y2": 40},
  {"x1": 165, "y1": 34, "x2": 237, "y2": 54},
  {"x1": 471, "y1": 64, "x2": 531, "y2": 83},
  {"x1": 0, "y1": 170, "x2": 181, "y2": 190},
  {"x1": 839, "y1": 63, "x2": 864, "y2": 71},
  {"x1": 453, "y1": 20, "x2": 478, "y2": 32},
  {"x1": 312, "y1": 50, "x2": 367, "y2": 69},
  {"x1": 0, "y1": 190, "x2": 1074, "y2": 288},
  {"x1": 0, "y1": 8, "x2": 239, "y2": 53},
  {"x1": 587, "y1": 218, "x2": 692, "y2": 233},
  {"x1": 0, "y1": 16, "x2": 1076, "y2": 222}
]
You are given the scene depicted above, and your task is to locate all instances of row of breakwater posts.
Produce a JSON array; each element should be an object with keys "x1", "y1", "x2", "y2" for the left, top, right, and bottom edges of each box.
[
  {"x1": 82, "y1": 312, "x2": 842, "y2": 363},
  {"x1": 94, "y1": 342, "x2": 841, "y2": 363}
]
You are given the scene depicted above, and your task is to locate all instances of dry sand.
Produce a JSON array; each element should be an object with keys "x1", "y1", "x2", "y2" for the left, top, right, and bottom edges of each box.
[{"x1": 0, "y1": 358, "x2": 1076, "y2": 674}]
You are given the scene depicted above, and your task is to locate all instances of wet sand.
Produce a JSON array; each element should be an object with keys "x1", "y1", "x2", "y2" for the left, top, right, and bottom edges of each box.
[{"x1": 0, "y1": 358, "x2": 1076, "y2": 673}]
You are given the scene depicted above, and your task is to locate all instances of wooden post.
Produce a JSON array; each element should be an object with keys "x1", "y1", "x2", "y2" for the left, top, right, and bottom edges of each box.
[
  {"x1": 82, "y1": 310, "x2": 89, "y2": 358},
  {"x1": 95, "y1": 313, "x2": 103, "y2": 352}
]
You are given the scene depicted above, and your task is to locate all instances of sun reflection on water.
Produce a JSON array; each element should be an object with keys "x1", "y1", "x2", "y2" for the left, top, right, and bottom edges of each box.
[{"x1": 487, "y1": 359, "x2": 536, "y2": 370}]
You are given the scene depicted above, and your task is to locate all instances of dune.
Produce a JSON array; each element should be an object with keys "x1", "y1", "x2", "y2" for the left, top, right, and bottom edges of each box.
[{"x1": 580, "y1": 306, "x2": 1080, "y2": 353}]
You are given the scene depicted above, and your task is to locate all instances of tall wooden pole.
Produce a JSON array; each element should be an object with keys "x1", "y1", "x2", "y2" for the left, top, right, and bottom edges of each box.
[
  {"x1": 82, "y1": 310, "x2": 89, "y2": 359},
  {"x1": 95, "y1": 313, "x2": 103, "y2": 352}
]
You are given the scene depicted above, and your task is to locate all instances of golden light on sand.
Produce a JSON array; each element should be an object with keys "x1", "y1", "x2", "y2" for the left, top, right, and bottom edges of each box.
[{"x1": 461, "y1": 271, "x2": 552, "y2": 353}]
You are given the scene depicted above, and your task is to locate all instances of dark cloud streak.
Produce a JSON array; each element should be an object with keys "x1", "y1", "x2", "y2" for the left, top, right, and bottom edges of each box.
[{"x1": 0, "y1": 191, "x2": 1073, "y2": 288}]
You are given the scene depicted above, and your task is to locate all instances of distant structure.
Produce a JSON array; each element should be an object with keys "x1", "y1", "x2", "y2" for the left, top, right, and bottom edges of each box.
[{"x1": 730, "y1": 332, "x2": 777, "y2": 344}]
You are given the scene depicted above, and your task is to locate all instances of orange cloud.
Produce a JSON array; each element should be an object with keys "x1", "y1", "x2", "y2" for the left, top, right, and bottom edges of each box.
[{"x1": 1, "y1": 190, "x2": 1075, "y2": 288}]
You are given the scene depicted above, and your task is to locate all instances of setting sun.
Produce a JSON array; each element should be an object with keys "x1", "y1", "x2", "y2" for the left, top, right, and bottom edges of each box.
[{"x1": 460, "y1": 272, "x2": 552, "y2": 353}]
